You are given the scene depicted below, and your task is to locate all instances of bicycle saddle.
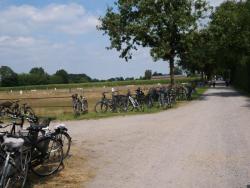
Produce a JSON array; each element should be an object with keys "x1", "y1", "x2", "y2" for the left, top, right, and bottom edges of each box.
[
  {"x1": 3, "y1": 137, "x2": 24, "y2": 151},
  {"x1": 55, "y1": 124, "x2": 67, "y2": 131},
  {"x1": 27, "y1": 124, "x2": 48, "y2": 131}
]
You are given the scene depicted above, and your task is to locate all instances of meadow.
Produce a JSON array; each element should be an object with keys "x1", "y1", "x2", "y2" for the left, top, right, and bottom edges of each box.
[{"x1": 0, "y1": 78, "x2": 205, "y2": 120}]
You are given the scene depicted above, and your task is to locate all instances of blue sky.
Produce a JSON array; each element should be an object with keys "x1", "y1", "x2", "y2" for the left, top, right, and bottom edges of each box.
[{"x1": 0, "y1": 0, "x2": 224, "y2": 79}]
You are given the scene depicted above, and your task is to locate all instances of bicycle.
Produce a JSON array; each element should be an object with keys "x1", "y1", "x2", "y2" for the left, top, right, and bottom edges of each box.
[
  {"x1": 126, "y1": 90, "x2": 144, "y2": 112},
  {"x1": 157, "y1": 87, "x2": 174, "y2": 109},
  {"x1": 72, "y1": 94, "x2": 88, "y2": 115},
  {"x1": 0, "y1": 100, "x2": 20, "y2": 117},
  {"x1": 0, "y1": 121, "x2": 64, "y2": 177},
  {"x1": 0, "y1": 132, "x2": 30, "y2": 188},
  {"x1": 38, "y1": 119, "x2": 71, "y2": 159},
  {"x1": 95, "y1": 92, "x2": 127, "y2": 113}
]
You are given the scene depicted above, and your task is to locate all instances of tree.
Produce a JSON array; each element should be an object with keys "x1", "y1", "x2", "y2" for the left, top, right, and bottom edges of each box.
[
  {"x1": 0, "y1": 66, "x2": 18, "y2": 87},
  {"x1": 207, "y1": 0, "x2": 250, "y2": 91},
  {"x1": 209, "y1": 0, "x2": 250, "y2": 79},
  {"x1": 99, "y1": 0, "x2": 209, "y2": 85},
  {"x1": 55, "y1": 69, "x2": 69, "y2": 84},
  {"x1": 144, "y1": 70, "x2": 152, "y2": 80},
  {"x1": 30, "y1": 67, "x2": 46, "y2": 75},
  {"x1": 29, "y1": 67, "x2": 49, "y2": 85},
  {"x1": 68, "y1": 74, "x2": 92, "y2": 83},
  {"x1": 179, "y1": 29, "x2": 217, "y2": 80}
]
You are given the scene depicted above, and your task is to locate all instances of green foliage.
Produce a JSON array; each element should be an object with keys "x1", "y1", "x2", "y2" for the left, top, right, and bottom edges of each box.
[
  {"x1": 99, "y1": 0, "x2": 210, "y2": 84},
  {"x1": 68, "y1": 74, "x2": 91, "y2": 83},
  {"x1": 180, "y1": 0, "x2": 250, "y2": 92},
  {"x1": 30, "y1": 67, "x2": 46, "y2": 75},
  {"x1": 55, "y1": 69, "x2": 69, "y2": 84},
  {"x1": 233, "y1": 57, "x2": 250, "y2": 93},
  {"x1": 207, "y1": 0, "x2": 250, "y2": 91},
  {"x1": 179, "y1": 29, "x2": 217, "y2": 79},
  {"x1": 0, "y1": 66, "x2": 18, "y2": 87}
]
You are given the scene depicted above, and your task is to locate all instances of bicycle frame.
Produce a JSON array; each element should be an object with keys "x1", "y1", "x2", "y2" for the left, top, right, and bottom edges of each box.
[{"x1": 128, "y1": 96, "x2": 139, "y2": 108}]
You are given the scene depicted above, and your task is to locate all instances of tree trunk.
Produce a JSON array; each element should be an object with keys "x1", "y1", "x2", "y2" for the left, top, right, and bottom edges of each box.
[
  {"x1": 169, "y1": 56, "x2": 175, "y2": 86},
  {"x1": 201, "y1": 71, "x2": 204, "y2": 81}
]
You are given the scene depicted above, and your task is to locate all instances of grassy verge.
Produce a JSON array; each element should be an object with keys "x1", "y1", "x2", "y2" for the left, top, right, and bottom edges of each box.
[{"x1": 53, "y1": 87, "x2": 208, "y2": 121}]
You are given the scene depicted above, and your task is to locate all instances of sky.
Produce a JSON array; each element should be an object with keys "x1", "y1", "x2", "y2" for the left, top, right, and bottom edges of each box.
[{"x1": 0, "y1": 0, "x2": 224, "y2": 79}]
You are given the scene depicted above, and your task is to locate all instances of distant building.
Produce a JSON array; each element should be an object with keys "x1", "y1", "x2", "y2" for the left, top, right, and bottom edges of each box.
[{"x1": 151, "y1": 74, "x2": 187, "y2": 80}]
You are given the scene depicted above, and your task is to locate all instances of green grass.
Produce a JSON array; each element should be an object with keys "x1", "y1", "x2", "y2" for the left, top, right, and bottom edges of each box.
[
  {"x1": 52, "y1": 87, "x2": 208, "y2": 121},
  {"x1": 192, "y1": 87, "x2": 208, "y2": 100},
  {"x1": 0, "y1": 77, "x2": 199, "y2": 91}
]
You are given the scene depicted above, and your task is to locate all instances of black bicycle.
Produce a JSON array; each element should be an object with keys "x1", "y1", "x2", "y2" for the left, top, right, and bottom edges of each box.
[
  {"x1": 0, "y1": 121, "x2": 64, "y2": 177},
  {"x1": 95, "y1": 92, "x2": 127, "y2": 113},
  {"x1": 38, "y1": 119, "x2": 71, "y2": 159}
]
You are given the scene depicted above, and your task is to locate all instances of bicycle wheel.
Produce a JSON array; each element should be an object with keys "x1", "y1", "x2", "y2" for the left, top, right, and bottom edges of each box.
[
  {"x1": 82, "y1": 100, "x2": 88, "y2": 112},
  {"x1": 126, "y1": 100, "x2": 134, "y2": 111},
  {"x1": 55, "y1": 132, "x2": 71, "y2": 159},
  {"x1": 95, "y1": 101, "x2": 108, "y2": 113},
  {"x1": 146, "y1": 97, "x2": 153, "y2": 108},
  {"x1": 5, "y1": 151, "x2": 30, "y2": 188},
  {"x1": 117, "y1": 100, "x2": 128, "y2": 112},
  {"x1": 31, "y1": 137, "x2": 63, "y2": 177},
  {"x1": 76, "y1": 102, "x2": 81, "y2": 115}
]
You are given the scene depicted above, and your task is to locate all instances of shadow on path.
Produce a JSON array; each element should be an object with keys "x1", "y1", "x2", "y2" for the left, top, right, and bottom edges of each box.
[
  {"x1": 243, "y1": 98, "x2": 250, "y2": 108},
  {"x1": 200, "y1": 87, "x2": 241, "y2": 100},
  {"x1": 199, "y1": 87, "x2": 250, "y2": 109}
]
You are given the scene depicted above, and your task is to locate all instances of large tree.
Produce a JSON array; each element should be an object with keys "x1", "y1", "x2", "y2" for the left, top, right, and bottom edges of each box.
[
  {"x1": 55, "y1": 69, "x2": 69, "y2": 84},
  {"x1": 99, "y1": 0, "x2": 209, "y2": 85},
  {"x1": 179, "y1": 29, "x2": 217, "y2": 80},
  {"x1": 208, "y1": 0, "x2": 250, "y2": 91},
  {"x1": 0, "y1": 66, "x2": 18, "y2": 87}
]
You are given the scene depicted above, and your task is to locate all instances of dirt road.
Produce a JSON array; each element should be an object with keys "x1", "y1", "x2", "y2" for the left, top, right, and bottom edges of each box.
[{"x1": 65, "y1": 87, "x2": 250, "y2": 188}]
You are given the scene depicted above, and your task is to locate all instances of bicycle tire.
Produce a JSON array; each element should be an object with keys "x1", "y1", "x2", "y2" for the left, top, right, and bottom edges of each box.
[
  {"x1": 126, "y1": 101, "x2": 134, "y2": 112},
  {"x1": 95, "y1": 101, "x2": 108, "y2": 113},
  {"x1": 30, "y1": 137, "x2": 63, "y2": 177},
  {"x1": 5, "y1": 152, "x2": 30, "y2": 188},
  {"x1": 82, "y1": 100, "x2": 88, "y2": 112},
  {"x1": 55, "y1": 132, "x2": 71, "y2": 159}
]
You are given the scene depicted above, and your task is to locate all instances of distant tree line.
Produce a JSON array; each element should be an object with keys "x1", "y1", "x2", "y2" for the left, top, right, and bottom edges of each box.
[
  {"x1": 0, "y1": 66, "x2": 147, "y2": 87},
  {"x1": 0, "y1": 66, "x2": 92, "y2": 87}
]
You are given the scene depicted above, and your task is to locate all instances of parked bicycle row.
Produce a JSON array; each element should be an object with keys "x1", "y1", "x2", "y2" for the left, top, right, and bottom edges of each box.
[
  {"x1": 70, "y1": 83, "x2": 195, "y2": 115},
  {"x1": 94, "y1": 84, "x2": 195, "y2": 114},
  {"x1": 0, "y1": 102, "x2": 71, "y2": 188}
]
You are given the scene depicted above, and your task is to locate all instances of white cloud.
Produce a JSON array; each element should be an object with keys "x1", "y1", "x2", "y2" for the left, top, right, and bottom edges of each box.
[
  {"x1": 0, "y1": 36, "x2": 38, "y2": 47},
  {"x1": 59, "y1": 16, "x2": 100, "y2": 35},
  {"x1": 0, "y1": 3, "x2": 99, "y2": 36}
]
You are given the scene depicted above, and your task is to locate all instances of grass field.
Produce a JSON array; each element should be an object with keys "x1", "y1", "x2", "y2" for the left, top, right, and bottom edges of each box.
[
  {"x1": 0, "y1": 80, "x2": 207, "y2": 121},
  {"x1": 0, "y1": 77, "x2": 198, "y2": 91}
]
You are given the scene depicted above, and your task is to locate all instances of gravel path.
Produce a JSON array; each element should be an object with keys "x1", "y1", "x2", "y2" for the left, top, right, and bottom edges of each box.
[{"x1": 66, "y1": 87, "x2": 250, "y2": 188}]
